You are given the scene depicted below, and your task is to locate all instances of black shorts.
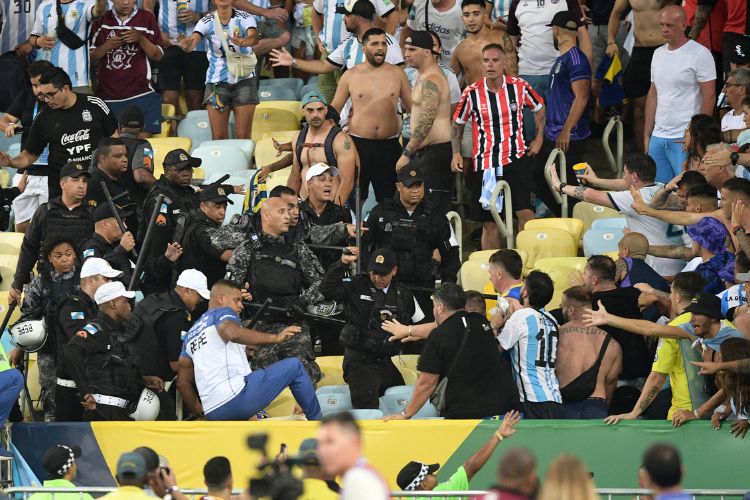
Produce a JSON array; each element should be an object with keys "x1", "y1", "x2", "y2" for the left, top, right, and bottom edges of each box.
[
  {"x1": 410, "y1": 142, "x2": 454, "y2": 214},
  {"x1": 351, "y1": 136, "x2": 400, "y2": 202},
  {"x1": 522, "y1": 401, "x2": 563, "y2": 420},
  {"x1": 623, "y1": 46, "x2": 658, "y2": 100},
  {"x1": 153, "y1": 46, "x2": 210, "y2": 91},
  {"x1": 470, "y1": 155, "x2": 535, "y2": 222}
]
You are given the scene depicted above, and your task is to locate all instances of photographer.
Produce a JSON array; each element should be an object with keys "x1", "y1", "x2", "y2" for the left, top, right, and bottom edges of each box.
[{"x1": 100, "y1": 452, "x2": 187, "y2": 500}]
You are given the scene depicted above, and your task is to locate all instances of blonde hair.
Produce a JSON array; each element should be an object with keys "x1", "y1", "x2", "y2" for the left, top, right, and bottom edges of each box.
[{"x1": 539, "y1": 455, "x2": 599, "y2": 500}]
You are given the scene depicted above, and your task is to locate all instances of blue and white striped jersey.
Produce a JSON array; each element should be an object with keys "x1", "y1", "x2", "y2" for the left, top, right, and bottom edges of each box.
[
  {"x1": 0, "y1": 0, "x2": 39, "y2": 53},
  {"x1": 31, "y1": 0, "x2": 97, "y2": 87},
  {"x1": 498, "y1": 307, "x2": 562, "y2": 404},
  {"x1": 489, "y1": 0, "x2": 511, "y2": 23},
  {"x1": 157, "y1": 0, "x2": 211, "y2": 51},
  {"x1": 193, "y1": 9, "x2": 257, "y2": 84},
  {"x1": 719, "y1": 283, "x2": 749, "y2": 317},
  {"x1": 245, "y1": 0, "x2": 269, "y2": 23},
  {"x1": 326, "y1": 31, "x2": 402, "y2": 69},
  {"x1": 311, "y1": 0, "x2": 395, "y2": 53}
]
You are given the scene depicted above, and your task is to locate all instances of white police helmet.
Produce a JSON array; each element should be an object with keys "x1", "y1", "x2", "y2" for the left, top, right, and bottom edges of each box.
[
  {"x1": 9, "y1": 320, "x2": 47, "y2": 352},
  {"x1": 129, "y1": 388, "x2": 161, "y2": 421}
]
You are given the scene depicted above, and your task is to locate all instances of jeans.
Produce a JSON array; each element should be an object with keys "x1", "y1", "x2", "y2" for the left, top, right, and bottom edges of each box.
[
  {"x1": 649, "y1": 136, "x2": 688, "y2": 184},
  {"x1": 0, "y1": 370, "x2": 23, "y2": 426},
  {"x1": 206, "y1": 358, "x2": 323, "y2": 421},
  {"x1": 520, "y1": 74, "x2": 549, "y2": 140}
]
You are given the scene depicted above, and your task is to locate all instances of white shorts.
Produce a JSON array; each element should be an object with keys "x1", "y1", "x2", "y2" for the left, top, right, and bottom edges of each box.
[
  {"x1": 12, "y1": 174, "x2": 49, "y2": 223},
  {"x1": 460, "y1": 117, "x2": 474, "y2": 158}
]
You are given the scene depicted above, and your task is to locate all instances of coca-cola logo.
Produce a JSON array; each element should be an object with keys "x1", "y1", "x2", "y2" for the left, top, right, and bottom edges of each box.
[{"x1": 61, "y1": 129, "x2": 90, "y2": 145}]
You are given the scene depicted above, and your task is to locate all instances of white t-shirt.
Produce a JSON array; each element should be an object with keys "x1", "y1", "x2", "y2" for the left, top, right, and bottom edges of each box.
[
  {"x1": 721, "y1": 109, "x2": 746, "y2": 135},
  {"x1": 406, "y1": 0, "x2": 466, "y2": 61},
  {"x1": 180, "y1": 307, "x2": 250, "y2": 414},
  {"x1": 312, "y1": 0, "x2": 395, "y2": 53},
  {"x1": 607, "y1": 183, "x2": 692, "y2": 276},
  {"x1": 340, "y1": 460, "x2": 391, "y2": 500},
  {"x1": 651, "y1": 40, "x2": 716, "y2": 138}
]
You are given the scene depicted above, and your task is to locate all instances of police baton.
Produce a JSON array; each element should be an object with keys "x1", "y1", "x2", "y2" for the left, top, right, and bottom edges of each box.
[
  {"x1": 242, "y1": 301, "x2": 346, "y2": 325},
  {"x1": 354, "y1": 164, "x2": 361, "y2": 274},
  {"x1": 306, "y1": 244, "x2": 347, "y2": 252},
  {"x1": 0, "y1": 302, "x2": 16, "y2": 336},
  {"x1": 129, "y1": 194, "x2": 167, "y2": 291},
  {"x1": 100, "y1": 182, "x2": 138, "y2": 259},
  {"x1": 245, "y1": 298, "x2": 272, "y2": 330},
  {"x1": 408, "y1": 285, "x2": 497, "y2": 301}
]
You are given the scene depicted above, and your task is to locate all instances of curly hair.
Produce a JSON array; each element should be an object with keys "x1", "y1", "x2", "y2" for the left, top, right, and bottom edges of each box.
[
  {"x1": 42, "y1": 233, "x2": 78, "y2": 262},
  {"x1": 719, "y1": 338, "x2": 750, "y2": 418}
]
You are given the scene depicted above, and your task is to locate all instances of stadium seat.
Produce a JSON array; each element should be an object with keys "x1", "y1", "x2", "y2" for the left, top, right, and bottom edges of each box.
[
  {"x1": 318, "y1": 367, "x2": 345, "y2": 386},
  {"x1": 0, "y1": 134, "x2": 20, "y2": 155},
  {"x1": 269, "y1": 166, "x2": 293, "y2": 181},
  {"x1": 316, "y1": 356, "x2": 344, "y2": 370},
  {"x1": 153, "y1": 167, "x2": 204, "y2": 185},
  {"x1": 300, "y1": 82, "x2": 317, "y2": 99},
  {"x1": 583, "y1": 228, "x2": 624, "y2": 257},
  {"x1": 254, "y1": 138, "x2": 282, "y2": 169},
  {"x1": 316, "y1": 385, "x2": 350, "y2": 396},
  {"x1": 264, "y1": 389, "x2": 301, "y2": 418},
  {"x1": 379, "y1": 394, "x2": 439, "y2": 418},
  {"x1": 199, "y1": 139, "x2": 256, "y2": 164},
  {"x1": 252, "y1": 108, "x2": 301, "y2": 143},
  {"x1": 534, "y1": 257, "x2": 588, "y2": 273},
  {"x1": 0, "y1": 243, "x2": 18, "y2": 255},
  {"x1": 262, "y1": 130, "x2": 299, "y2": 141},
  {"x1": 0, "y1": 292, "x2": 22, "y2": 325},
  {"x1": 153, "y1": 103, "x2": 177, "y2": 138},
  {"x1": 398, "y1": 367, "x2": 419, "y2": 385},
  {"x1": 525, "y1": 218, "x2": 584, "y2": 245},
  {"x1": 258, "y1": 86, "x2": 299, "y2": 102},
  {"x1": 191, "y1": 145, "x2": 250, "y2": 176},
  {"x1": 547, "y1": 290, "x2": 564, "y2": 310},
  {"x1": 0, "y1": 232, "x2": 25, "y2": 252},
  {"x1": 149, "y1": 137, "x2": 193, "y2": 168},
  {"x1": 256, "y1": 101, "x2": 303, "y2": 122},
  {"x1": 467, "y1": 249, "x2": 529, "y2": 271},
  {"x1": 532, "y1": 265, "x2": 578, "y2": 290},
  {"x1": 572, "y1": 201, "x2": 625, "y2": 236},
  {"x1": 604, "y1": 251, "x2": 620, "y2": 260},
  {"x1": 0, "y1": 170, "x2": 8, "y2": 188},
  {"x1": 265, "y1": 172, "x2": 292, "y2": 195},
  {"x1": 391, "y1": 355, "x2": 420, "y2": 372},
  {"x1": 591, "y1": 218, "x2": 628, "y2": 231},
  {"x1": 317, "y1": 393, "x2": 353, "y2": 414},
  {"x1": 0, "y1": 255, "x2": 18, "y2": 291},
  {"x1": 516, "y1": 227, "x2": 577, "y2": 270},
  {"x1": 346, "y1": 409, "x2": 384, "y2": 420},
  {"x1": 7, "y1": 143, "x2": 20, "y2": 157},
  {"x1": 383, "y1": 385, "x2": 415, "y2": 397},
  {"x1": 259, "y1": 77, "x2": 304, "y2": 98},
  {"x1": 459, "y1": 259, "x2": 492, "y2": 293},
  {"x1": 308, "y1": 75, "x2": 319, "y2": 85},
  {"x1": 177, "y1": 110, "x2": 214, "y2": 149}
]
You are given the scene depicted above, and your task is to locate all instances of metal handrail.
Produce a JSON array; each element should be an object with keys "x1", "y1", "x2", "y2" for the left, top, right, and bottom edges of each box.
[
  {"x1": 489, "y1": 180, "x2": 514, "y2": 249},
  {"x1": 543, "y1": 148, "x2": 567, "y2": 218},
  {"x1": 446, "y1": 211, "x2": 463, "y2": 285},
  {"x1": 602, "y1": 116, "x2": 624, "y2": 178}
]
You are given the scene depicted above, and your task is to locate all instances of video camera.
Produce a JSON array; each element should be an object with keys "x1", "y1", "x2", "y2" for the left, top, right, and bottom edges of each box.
[{"x1": 247, "y1": 434, "x2": 311, "y2": 500}]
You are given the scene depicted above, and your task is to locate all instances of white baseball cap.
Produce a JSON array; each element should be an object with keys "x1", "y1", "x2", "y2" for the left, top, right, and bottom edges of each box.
[
  {"x1": 81, "y1": 258, "x2": 124, "y2": 279},
  {"x1": 176, "y1": 269, "x2": 210, "y2": 299},
  {"x1": 94, "y1": 281, "x2": 136, "y2": 305},
  {"x1": 305, "y1": 163, "x2": 339, "y2": 182}
]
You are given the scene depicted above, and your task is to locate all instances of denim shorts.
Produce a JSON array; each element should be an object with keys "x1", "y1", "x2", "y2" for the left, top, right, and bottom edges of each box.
[{"x1": 203, "y1": 77, "x2": 260, "y2": 108}]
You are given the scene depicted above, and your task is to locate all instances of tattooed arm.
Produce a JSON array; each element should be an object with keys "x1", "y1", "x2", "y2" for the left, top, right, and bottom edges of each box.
[
  {"x1": 332, "y1": 132, "x2": 356, "y2": 204},
  {"x1": 615, "y1": 258, "x2": 628, "y2": 285},
  {"x1": 549, "y1": 163, "x2": 616, "y2": 208},
  {"x1": 501, "y1": 31, "x2": 518, "y2": 77},
  {"x1": 451, "y1": 121, "x2": 465, "y2": 173},
  {"x1": 689, "y1": 4, "x2": 714, "y2": 41},
  {"x1": 604, "y1": 371, "x2": 668, "y2": 424},
  {"x1": 648, "y1": 245, "x2": 692, "y2": 261},
  {"x1": 396, "y1": 78, "x2": 441, "y2": 170},
  {"x1": 691, "y1": 358, "x2": 750, "y2": 375}
]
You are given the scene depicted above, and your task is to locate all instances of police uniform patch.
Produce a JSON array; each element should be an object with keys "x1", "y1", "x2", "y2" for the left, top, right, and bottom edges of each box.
[
  {"x1": 156, "y1": 214, "x2": 167, "y2": 226},
  {"x1": 375, "y1": 255, "x2": 385, "y2": 264},
  {"x1": 160, "y1": 203, "x2": 168, "y2": 213},
  {"x1": 71, "y1": 312, "x2": 84, "y2": 320},
  {"x1": 181, "y1": 330, "x2": 187, "y2": 340},
  {"x1": 179, "y1": 153, "x2": 188, "y2": 161},
  {"x1": 83, "y1": 249, "x2": 94, "y2": 259},
  {"x1": 84, "y1": 325, "x2": 98, "y2": 335}
]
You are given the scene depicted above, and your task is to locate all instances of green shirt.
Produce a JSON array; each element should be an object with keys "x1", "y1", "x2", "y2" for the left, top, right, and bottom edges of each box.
[
  {"x1": 410, "y1": 466, "x2": 470, "y2": 500},
  {"x1": 28, "y1": 479, "x2": 95, "y2": 500}
]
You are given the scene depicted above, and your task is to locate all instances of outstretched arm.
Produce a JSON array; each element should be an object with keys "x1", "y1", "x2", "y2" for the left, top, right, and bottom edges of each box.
[
  {"x1": 463, "y1": 411, "x2": 521, "y2": 481},
  {"x1": 548, "y1": 163, "x2": 615, "y2": 208},
  {"x1": 584, "y1": 301, "x2": 692, "y2": 339}
]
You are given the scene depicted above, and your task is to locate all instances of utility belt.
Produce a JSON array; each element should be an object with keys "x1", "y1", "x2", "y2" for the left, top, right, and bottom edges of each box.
[
  {"x1": 93, "y1": 394, "x2": 129, "y2": 409},
  {"x1": 56, "y1": 378, "x2": 76, "y2": 388},
  {"x1": 343, "y1": 347, "x2": 392, "y2": 364}
]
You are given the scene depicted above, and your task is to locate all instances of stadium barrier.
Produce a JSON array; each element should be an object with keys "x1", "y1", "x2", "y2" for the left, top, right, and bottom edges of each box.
[
  {"x1": 489, "y1": 181, "x2": 514, "y2": 248},
  {"x1": 602, "y1": 116, "x2": 624, "y2": 178}
]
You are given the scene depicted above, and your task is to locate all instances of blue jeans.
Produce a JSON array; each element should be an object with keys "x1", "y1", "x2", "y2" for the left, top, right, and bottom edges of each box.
[
  {"x1": 520, "y1": 74, "x2": 549, "y2": 141},
  {"x1": 649, "y1": 136, "x2": 688, "y2": 184},
  {"x1": 206, "y1": 358, "x2": 323, "y2": 421},
  {"x1": 0, "y1": 370, "x2": 23, "y2": 425}
]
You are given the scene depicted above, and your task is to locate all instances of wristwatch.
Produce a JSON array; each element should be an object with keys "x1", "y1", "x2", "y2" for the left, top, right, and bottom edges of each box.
[
  {"x1": 400, "y1": 409, "x2": 411, "y2": 419},
  {"x1": 731, "y1": 151, "x2": 740, "y2": 166},
  {"x1": 734, "y1": 225, "x2": 746, "y2": 235},
  {"x1": 558, "y1": 182, "x2": 567, "y2": 194},
  {"x1": 292, "y1": 58, "x2": 298, "y2": 68}
]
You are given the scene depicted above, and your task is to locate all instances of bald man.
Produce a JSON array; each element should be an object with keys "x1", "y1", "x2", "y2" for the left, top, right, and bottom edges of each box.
[
  {"x1": 645, "y1": 5, "x2": 716, "y2": 184},
  {"x1": 616, "y1": 232, "x2": 671, "y2": 321}
]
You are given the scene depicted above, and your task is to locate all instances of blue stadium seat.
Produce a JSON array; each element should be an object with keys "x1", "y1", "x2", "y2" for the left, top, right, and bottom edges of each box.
[
  {"x1": 0, "y1": 134, "x2": 20, "y2": 154},
  {"x1": 300, "y1": 82, "x2": 318, "y2": 99},
  {"x1": 316, "y1": 385, "x2": 350, "y2": 396},
  {"x1": 307, "y1": 75, "x2": 319, "y2": 85},
  {"x1": 379, "y1": 394, "x2": 439, "y2": 418},
  {"x1": 583, "y1": 228, "x2": 624, "y2": 257},
  {"x1": 347, "y1": 409, "x2": 383, "y2": 420},
  {"x1": 177, "y1": 110, "x2": 216, "y2": 149},
  {"x1": 199, "y1": 139, "x2": 256, "y2": 164},
  {"x1": 191, "y1": 145, "x2": 249, "y2": 177},
  {"x1": 259, "y1": 77, "x2": 304, "y2": 98},
  {"x1": 317, "y1": 393, "x2": 353, "y2": 414},
  {"x1": 383, "y1": 385, "x2": 415, "y2": 397},
  {"x1": 591, "y1": 218, "x2": 628, "y2": 231},
  {"x1": 258, "y1": 86, "x2": 299, "y2": 102}
]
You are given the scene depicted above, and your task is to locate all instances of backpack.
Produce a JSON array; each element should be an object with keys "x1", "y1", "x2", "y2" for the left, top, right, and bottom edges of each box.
[{"x1": 0, "y1": 51, "x2": 30, "y2": 113}]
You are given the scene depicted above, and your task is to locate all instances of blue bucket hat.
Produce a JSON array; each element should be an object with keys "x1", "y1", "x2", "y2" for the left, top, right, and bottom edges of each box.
[{"x1": 687, "y1": 217, "x2": 728, "y2": 256}]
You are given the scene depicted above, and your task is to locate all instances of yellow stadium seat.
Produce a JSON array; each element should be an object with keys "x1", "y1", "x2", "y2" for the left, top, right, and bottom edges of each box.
[
  {"x1": 263, "y1": 389, "x2": 302, "y2": 418},
  {"x1": 604, "y1": 251, "x2": 620, "y2": 260},
  {"x1": 153, "y1": 167, "x2": 163, "y2": 179},
  {"x1": 572, "y1": 201, "x2": 625, "y2": 237},
  {"x1": 534, "y1": 257, "x2": 588, "y2": 273},
  {"x1": 262, "y1": 130, "x2": 299, "y2": 141},
  {"x1": 252, "y1": 109, "x2": 300, "y2": 143},
  {"x1": 269, "y1": 166, "x2": 293, "y2": 180},
  {"x1": 0, "y1": 292, "x2": 22, "y2": 324},
  {"x1": 149, "y1": 138, "x2": 193, "y2": 168},
  {"x1": 392, "y1": 355, "x2": 420, "y2": 372},
  {"x1": 532, "y1": 265, "x2": 578, "y2": 290},
  {"x1": 0, "y1": 254, "x2": 18, "y2": 291},
  {"x1": 266, "y1": 173, "x2": 291, "y2": 195},
  {"x1": 547, "y1": 290, "x2": 564, "y2": 310},
  {"x1": 257, "y1": 101, "x2": 303, "y2": 122},
  {"x1": 253, "y1": 138, "x2": 282, "y2": 169},
  {"x1": 318, "y1": 366, "x2": 345, "y2": 386},
  {"x1": 153, "y1": 104, "x2": 177, "y2": 138},
  {"x1": 0, "y1": 170, "x2": 9, "y2": 188},
  {"x1": 316, "y1": 356, "x2": 344, "y2": 370},
  {"x1": 516, "y1": 228, "x2": 577, "y2": 270},
  {"x1": 0, "y1": 232, "x2": 25, "y2": 252},
  {"x1": 525, "y1": 218, "x2": 584, "y2": 245},
  {"x1": 178, "y1": 95, "x2": 188, "y2": 116},
  {"x1": 398, "y1": 367, "x2": 419, "y2": 385},
  {"x1": 0, "y1": 243, "x2": 18, "y2": 255},
  {"x1": 468, "y1": 248, "x2": 529, "y2": 269},
  {"x1": 459, "y1": 259, "x2": 492, "y2": 293}
]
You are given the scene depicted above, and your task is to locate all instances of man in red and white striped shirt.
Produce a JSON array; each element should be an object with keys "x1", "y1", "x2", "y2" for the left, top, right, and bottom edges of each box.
[{"x1": 451, "y1": 43, "x2": 545, "y2": 250}]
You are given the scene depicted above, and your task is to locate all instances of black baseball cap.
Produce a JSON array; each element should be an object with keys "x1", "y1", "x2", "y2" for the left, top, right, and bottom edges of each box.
[
  {"x1": 404, "y1": 31, "x2": 434, "y2": 50},
  {"x1": 60, "y1": 161, "x2": 92, "y2": 179},
  {"x1": 134, "y1": 447, "x2": 160, "y2": 473},
  {"x1": 200, "y1": 183, "x2": 234, "y2": 204},
  {"x1": 397, "y1": 165, "x2": 424, "y2": 187},
  {"x1": 368, "y1": 248, "x2": 398, "y2": 274},
  {"x1": 546, "y1": 11, "x2": 580, "y2": 31},
  {"x1": 164, "y1": 149, "x2": 202, "y2": 170},
  {"x1": 41, "y1": 445, "x2": 82, "y2": 477},
  {"x1": 728, "y1": 34, "x2": 750, "y2": 63},
  {"x1": 684, "y1": 293, "x2": 725, "y2": 320},
  {"x1": 397, "y1": 461, "x2": 440, "y2": 491},
  {"x1": 94, "y1": 203, "x2": 133, "y2": 223},
  {"x1": 118, "y1": 106, "x2": 145, "y2": 128},
  {"x1": 336, "y1": 0, "x2": 375, "y2": 18}
]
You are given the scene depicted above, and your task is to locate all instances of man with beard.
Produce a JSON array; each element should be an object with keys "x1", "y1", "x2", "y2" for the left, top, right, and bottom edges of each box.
[
  {"x1": 331, "y1": 28, "x2": 413, "y2": 204},
  {"x1": 398, "y1": 31, "x2": 455, "y2": 214}
]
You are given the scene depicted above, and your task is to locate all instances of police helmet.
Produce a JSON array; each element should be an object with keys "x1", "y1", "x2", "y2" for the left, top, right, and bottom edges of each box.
[
  {"x1": 9, "y1": 320, "x2": 47, "y2": 352},
  {"x1": 129, "y1": 389, "x2": 161, "y2": 421}
]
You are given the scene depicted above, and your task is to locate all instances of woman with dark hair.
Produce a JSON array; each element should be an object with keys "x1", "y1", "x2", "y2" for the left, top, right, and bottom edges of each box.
[
  {"x1": 682, "y1": 113, "x2": 721, "y2": 172},
  {"x1": 712, "y1": 338, "x2": 750, "y2": 438}
]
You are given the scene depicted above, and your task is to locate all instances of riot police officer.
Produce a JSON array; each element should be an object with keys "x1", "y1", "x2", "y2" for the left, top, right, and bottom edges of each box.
[
  {"x1": 320, "y1": 248, "x2": 424, "y2": 409},
  {"x1": 361, "y1": 166, "x2": 460, "y2": 323},
  {"x1": 12, "y1": 162, "x2": 95, "y2": 305},
  {"x1": 225, "y1": 197, "x2": 324, "y2": 385},
  {"x1": 54, "y1": 258, "x2": 123, "y2": 421},
  {"x1": 79, "y1": 204, "x2": 136, "y2": 280},
  {"x1": 63, "y1": 281, "x2": 155, "y2": 421}
]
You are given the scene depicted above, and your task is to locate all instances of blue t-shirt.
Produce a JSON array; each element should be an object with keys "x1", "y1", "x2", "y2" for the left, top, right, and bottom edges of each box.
[
  {"x1": 696, "y1": 252, "x2": 735, "y2": 295},
  {"x1": 545, "y1": 46, "x2": 591, "y2": 142}
]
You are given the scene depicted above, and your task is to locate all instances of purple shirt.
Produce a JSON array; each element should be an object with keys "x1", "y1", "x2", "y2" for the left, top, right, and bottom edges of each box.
[{"x1": 545, "y1": 46, "x2": 591, "y2": 142}]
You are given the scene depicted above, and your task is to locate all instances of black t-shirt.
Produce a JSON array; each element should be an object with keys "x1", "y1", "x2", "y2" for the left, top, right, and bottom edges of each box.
[
  {"x1": 5, "y1": 90, "x2": 48, "y2": 176},
  {"x1": 418, "y1": 311, "x2": 519, "y2": 419},
  {"x1": 592, "y1": 287, "x2": 651, "y2": 380},
  {"x1": 590, "y1": 0, "x2": 617, "y2": 27},
  {"x1": 24, "y1": 94, "x2": 118, "y2": 198}
]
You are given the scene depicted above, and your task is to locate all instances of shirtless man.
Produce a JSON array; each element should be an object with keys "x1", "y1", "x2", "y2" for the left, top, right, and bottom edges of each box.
[
  {"x1": 451, "y1": 0, "x2": 518, "y2": 172},
  {"x1": 331, "y1": 28, "x2": 413, "y2": 204},
  {"x1": 606, "y1": 0, "x2": 676, "y2": 154},
  {"x1": 556, "y1": 286, "x2": 623, "y2": 420},
  {"x1": 398, "y1": 30, "x2": 455, "y2": 214},
  {"x1": 287, "y1": 92, "x2": 357, "y2": 203}
]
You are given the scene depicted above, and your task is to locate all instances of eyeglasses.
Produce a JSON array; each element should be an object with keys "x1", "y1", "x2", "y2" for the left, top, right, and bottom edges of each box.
[
  {"x1": 724, "y1": 83, "x2": 745, "y2": 89},
  {"x1": 39, "y1": 89, "x2": 60, "y2": 101}
]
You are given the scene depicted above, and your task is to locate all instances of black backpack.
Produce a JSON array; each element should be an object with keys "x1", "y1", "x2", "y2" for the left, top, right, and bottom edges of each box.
[{"x1": 0, "y1": 51, "x2": 30, "y2": 113}]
